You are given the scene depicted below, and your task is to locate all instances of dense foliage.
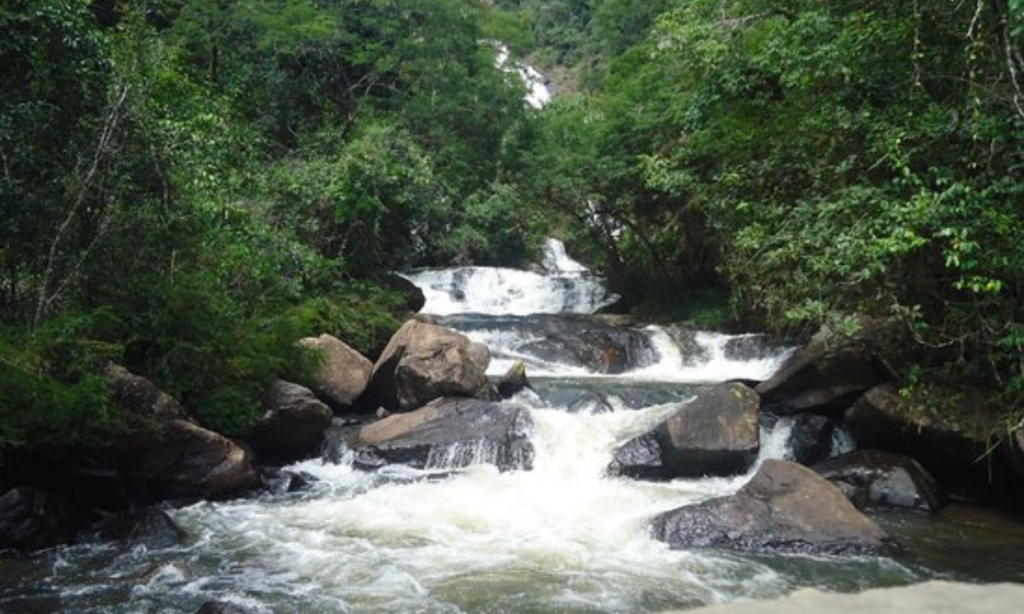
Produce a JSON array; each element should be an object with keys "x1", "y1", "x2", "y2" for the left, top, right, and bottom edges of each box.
[
  {"x1": 2, "y1": 0, "x2": 1021, "y2": 464},
  {"x1": 503, "y1": 0, "x2": 1023, "y2": 421},
  {"x1": 0, "y1": 0, "x2": 534, "y2": 462}
]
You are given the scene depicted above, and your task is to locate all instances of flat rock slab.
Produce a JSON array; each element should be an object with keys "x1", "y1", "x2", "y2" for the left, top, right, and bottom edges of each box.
[{"x1": 657, "y1": 581, "x2": 1024, "y2": 614}]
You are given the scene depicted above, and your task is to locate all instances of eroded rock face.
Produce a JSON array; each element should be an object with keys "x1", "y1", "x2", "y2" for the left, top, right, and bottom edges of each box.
[
  {"x1": 657, "y1": 383, "x2": 760, "y2": 478},
  {"x1": 651, "y1": 460, "x2": 898, "y2": 556},
  {"x1": 253, "y1": 380, "x2": 334, "y2": 462},
  {"x1": 361, "y1": 320, "x2": 494, "y2": 412},
  {"x1": 300, "y1": 334, "x2": 373, "y2": 411},
  {"x1": 0, "y1": 488, "x2": 87, "y2": 551},
  {"x1": 813, "y1": 450, "x2": 946, "y2": 512},
  {"x1": 106, "y1": 364, "x2": 259, "y2": 502},
  {"x1": 755, "y1": 325, "x2": 887, "y2": 415},
  {"x1": 352, "y1": 397, "x2": 533, "y2": 471}
]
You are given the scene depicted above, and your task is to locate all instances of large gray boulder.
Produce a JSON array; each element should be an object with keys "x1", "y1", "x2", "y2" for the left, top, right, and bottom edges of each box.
[
  {"x1": 0, "y1": 488, "x2": 87, "y2": 551},
  {"x1": 361, "y1": 320, "x2": 494, "y2": 412},
  {"x1": 756, "y1": 324, "x2": 887, "y2": 414},
  {"x1": 253, "y1": 380, "x2": 334, "y2": 462},
  {"x1": 106, "y1": 364, "x2": 259, "y2": 502},
  {"x1": 351, "y1": 397, "x2": 533, "y2": 471},
  {"x1": 300, "y1": 334, "x2": 373, "y2": 411},
  {"x1": 650, "y1": 460, "x2": 897, "y2": 556},
  {"x1": 813, "y1": 450, "x2": 946, "y2": 512},
  {"x1": 656, "y1": 383, "x2": 760, "y2": 478}
]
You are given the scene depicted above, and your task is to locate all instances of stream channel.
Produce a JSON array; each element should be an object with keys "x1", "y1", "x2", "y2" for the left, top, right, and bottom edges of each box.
[{"x1": 2, "y1": 240, "x2": 1024, "y2": 614}]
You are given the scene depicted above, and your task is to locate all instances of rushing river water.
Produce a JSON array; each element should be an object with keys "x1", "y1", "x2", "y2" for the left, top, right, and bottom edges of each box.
[{"x1": 3, "y1": 240, "x2": 1024, "y2": 614}]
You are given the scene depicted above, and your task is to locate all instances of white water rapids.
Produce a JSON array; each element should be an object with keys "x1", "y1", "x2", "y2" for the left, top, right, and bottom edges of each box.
[{"x1": 12, "y1": 239, "x2": 923, "y2": 614}]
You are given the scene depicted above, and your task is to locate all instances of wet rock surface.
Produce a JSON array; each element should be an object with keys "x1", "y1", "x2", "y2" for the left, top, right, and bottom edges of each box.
[
  {"x1": 352, "y1": 397, "x2": 534, "y2": 471},
  {"x1": 787, "y1": 414, "x2": 836, "y2": 466},
  {"x1": 814, "y1": 450, "x2": 947, "y2": 512},
  {"x1": 607, "y1": 433, "x2": 663, "y2": 479},
  {"x1": 657, "y1": 383, "x2": 760, "y2": 478},
  {"x1": 362, "y1": 320, "x2": 494, "y2": 412},
  {"x1": 0, "y1": 488, "x2": 88, "y2": 551},
  {"x1": 651, "y1": 460, "x2": 898, "y2": 556},
  {"x1": 91, "y1": 508, "x2": 185, "y2": 549},
  {"x1": 253, "y1": 380, "x2": 334, "y2": 462}
]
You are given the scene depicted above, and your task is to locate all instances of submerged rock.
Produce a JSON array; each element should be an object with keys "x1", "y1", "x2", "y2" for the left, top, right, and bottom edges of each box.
[
  {"x1": 106, "y1": 364, "x2": 259, "y2": 502},
  {"x1": 253, "y1": 380, "x2": 334, "y2": 462},
  {"x1": 813, "y1": 450, "x2": 946, "y2": 512},
  {"x1": 756, "y1": 324, "x2": 887, "y2": 415},
  {"x1": 195, "y1": 602, "x2": 261, "y2": 614},
  {"x1": 0, "y1": 487, "x2": 88, "y2": 551},
  {"x1": 656, "y1": 383, "x2": 760, "y2": 478},
  {"x1": 361, "y1": 320, "x2": 494, "y2": 412},
  {"x1": 92, "y1": 508, "x2": 185, "y2": 549},
  {"x1": 651, "y1": 460, "x2": 898, "y2": 556},
  {"x1": 299, "y1": 334, "x2": 373, "y2": 411},
  {"x1": 351, "y1": 397, "x2": 533, "y2": 471}
]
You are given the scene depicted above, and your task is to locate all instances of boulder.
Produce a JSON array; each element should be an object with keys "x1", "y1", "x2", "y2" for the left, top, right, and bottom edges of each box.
[
  {"x1": 608, "y1": 433, "x2": 663, "y2": 480},
  {"x1": 656, "y1": 383, "x2": 760, "y2": 478},
  {"x1": 843, "y1": 383, "x2": 1008, "y2": 495},
  {"x1": 0, "y1": 488, "x2": 87, "y2": 551},
  {"x1": 519, "y1": 319, "x2": 656, "y2": 374},
  {"x1": 496, "y1": 359, "x2": 531, "y2": 399},
  {"x1": 813, "y1": 450, "x2": 946, "y2": 512},
  {"x1": 195, "y1": 602, "x2": 260, "y2": 614},
  {"x1": 755, "y1": 324, "x2": 887, "y2": 415},
  {"x1": 650, "y1": 460, "x2": 898, "y2": 556},
  {"x1": 787, "y1": 414, "x2": 836, "y2": 466},
  {"x1": 93, "y1": 508, "x2": 185, "y2": 549},
  {"x1": 351, "y1": 397, "x2": 533, "y2": 471},
  {"x1": 252, "y1": 380, "x2": 333, "y2": 462},
  {"x1": 361, "y1": 320, "x2": 494, "y2": 412},
  {"x1": 381, "y1": 273, "x2": 426, "y2": 313},
  {"x1": 106, "y1": 364, "x2": 259, "y2": 502},
  {"x1": 299, "y1": 334, "x2": 373, "y2": 411}
]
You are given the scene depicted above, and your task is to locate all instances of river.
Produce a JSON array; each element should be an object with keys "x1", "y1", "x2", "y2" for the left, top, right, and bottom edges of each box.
[{"x1": 2, "y1": 240, "x2": 1023, "y2": 614}]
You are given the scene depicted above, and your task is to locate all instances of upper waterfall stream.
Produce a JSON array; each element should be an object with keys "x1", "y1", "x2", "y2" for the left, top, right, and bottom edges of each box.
[{"x1": 5, "y1": 239, "x2": 1021, "y2": 614}]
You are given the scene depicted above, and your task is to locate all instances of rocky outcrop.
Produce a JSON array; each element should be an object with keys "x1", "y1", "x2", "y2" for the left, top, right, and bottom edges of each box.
[
  {"x1": 813, "y1": 450, "x2": 946, "y2": 512},
  {"x1": 299, "y1": 334, "x2": 373, "y2": 411},
  {"x1": 351, "y1": 397, "x2": 533, "y2": 471},
  {"x1": 787, "y1": 414, "x2": 836, "y2": 466},
  {"x1": 92, "y1": 508, "x2": 185, "y2": 549},
  {"x1": 755, "y1": 324, "x2": 887, "y2": 415},
  {"x1": 0, "y1": 487, "x2": 87, "y2": 551},
  {"x1": 651, "y1": 460, "x2": 897, "y2": 556},
  {"x1": 517, "y1": 318, "x2": 656, "y2": 373},
  {"x1": 361, "y1": 320, "x2": 494, "y2": 412},
  {"x1": 497, "y1": 359, "x2": 531, "y2": 398},
  {"x1": 608, "y1": 433, "x2": 663, "y2": 479},
  {"x1": 106, "y1": 364, "x2": 259, "y2": 502},
  {"x1": 656, "y1": 383, "x2": 760, "y2": 478},
  {"x1": 843, "y1": 384, "x2": 1003, "y2": 494},
  {"x1": 252, "y1": 380, "x2": 333, "y2": 462}
]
